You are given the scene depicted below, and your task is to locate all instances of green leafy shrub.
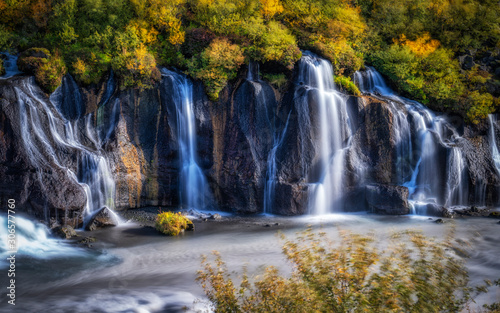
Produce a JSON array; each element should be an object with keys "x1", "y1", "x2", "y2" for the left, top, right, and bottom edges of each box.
[
  {"x1": 17, "y1": 48, "x2": 51, "y2": 72},
  {"x1": 370, "y1": 45, "x2": 464, "y2": 111},
  {"x1": 187, "y1": 38, "x2": 244, "y2": 101},
  {"x1": 0, "y1": 25, "x2": 14, "y2": 51},
  {"x1": 370, "y1": 45, "x2": 424, "y2": 100},
  {"x1": 18, "y1": 48, "x2": 67, "y2": 93},
  {"x1": 312, "y1": 39, "x2": 364, "y2": 76},
  {"x1": 0, "y1": 58, "x2": 4, "y2": 76},
  {"x1": 71, "y1": 52, "x2": 110, "y2": 85},
  {"x1": 155, "y1": 211, "x2": 193, "y2": 236},
  {"x1": 189, "y1": 0, "x2": 253, "y2": 36},
  {"x1": 36, "y1": 54, "x2": 67, "y2": 93},
  {"x1": 2, "y1": 0, "x2": 499, "y2": 124},
  {"x1": 466, "y1": 91, "x2": 495, "y2": 124},
  {"x1": 243, "y1": 20, "x2": 301, "y2": 70},
  {"x1": 198, "y1": 227, "x2": 495, "y2": 312},
  {"x1": 263, "y1": 73, "x2": 288, "y2": 91},
  {"x1": 334, "y1": 75, "x2": 360, "y2": 96},
  {"x1": 181, "y1": 28, "x2": 216, "y2": 58},
  {"x1": 112, "y1": 44, "x2": 161, "y2": 90}
]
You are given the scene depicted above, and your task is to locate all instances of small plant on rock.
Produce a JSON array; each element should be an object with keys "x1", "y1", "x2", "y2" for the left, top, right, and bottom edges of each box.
[{"x1": 155, "y1": 211, "x2": 193, "y2": 236}]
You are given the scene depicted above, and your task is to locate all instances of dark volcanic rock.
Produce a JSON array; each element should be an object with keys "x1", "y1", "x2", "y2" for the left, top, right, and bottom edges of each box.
[
  {"x1": 207, "y1": 76, "x2": 277, "y2": 213},
  {"x1": 459, "y1": 55, "x2": 475, "y2": 70},
  {"x1": 348, "y1": 96, "x2": 409, "y2": 185},
  {"x1": 365, "y1": 184, "x2": 410, "y2": 215},
  {"x1": 342, "y1": 187, "x2": 367, "y2": 212},
  {"x1": 0, "y1": 76, "x2": 87, "y2": 221},
  {"x1": 3, "y1": 57, "x2": 500, "y2": 220},
  {"x1": 273, "y1": 182, "x2": 309, "y2": 215},
  {"x1": 85, "y1": 206, "x2": 118, "y2": 231},
  {"x1": 459, "y1": 130, "x2": 500, "y2": 206}
]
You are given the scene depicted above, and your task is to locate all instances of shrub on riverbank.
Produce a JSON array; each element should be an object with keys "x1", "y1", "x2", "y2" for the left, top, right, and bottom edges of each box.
[
  {"x1": 198, "y1": 227, "x2": 497, "y2": 312},
  {"x1": 155, "y1": 211, "x2": 193, "y2": 236}
]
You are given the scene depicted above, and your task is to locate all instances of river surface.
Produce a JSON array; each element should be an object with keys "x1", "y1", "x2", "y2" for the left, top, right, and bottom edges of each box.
[{"x1": 2, "y1": 213, "x2": 500, "y2": 313}]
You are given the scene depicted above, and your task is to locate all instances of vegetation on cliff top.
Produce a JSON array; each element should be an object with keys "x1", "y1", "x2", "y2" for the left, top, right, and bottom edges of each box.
[
  {"x1": 0, "y1": 0, "x2": 499, "y2": 122},
  {"x1": 198, "y1": 227, "x2": 499, "y2": 312},
  {"x1": 155, "y1": 211, "x2": 193, "y2": 236}
]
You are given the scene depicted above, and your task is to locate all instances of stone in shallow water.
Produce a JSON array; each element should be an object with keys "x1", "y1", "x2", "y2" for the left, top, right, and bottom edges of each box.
[
  {"x1": 53, "y1": 225, "x2": 77, "y2": 239},
  {"x1": 210, "y1": 213, "x2": 222, "y2": 220},
  {"x1": 365, "y1": 184, "x2": 410, "y2": 215},
  {"x1": 85, "y1": 206, "x2": 118, "y2": 231},
  {"x1": 425, "y1": 203, "x2": 455, "y2": 218}
]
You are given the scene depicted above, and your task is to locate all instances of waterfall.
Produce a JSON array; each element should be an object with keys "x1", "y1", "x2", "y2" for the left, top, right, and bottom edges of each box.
[
  {"x1": 298, "y1": 52, "x2": 351, "y2": 214},
  {"x1": 0, "y1": 52, "x2": 22, "y2": 79},
  {"x1": 247, "y1": 61, "x2": 260, "y2": 81},
  {"x1": 489, "y1": 114, "x2": 500, "y2": 173},
  {"x1": 15, "y1": 77, "x2": 118, "y2": 226},
  {"x1": 96, "y1": 71, "x2": 118, "y2": 144},
  {"x1": 263, "y1": 112, "x2": 291, "y2": 214},
  {"x1": 0, "y1": 215, "x2": 87, "y2": 268},
  {"x1": 161, "y1": 69, "x2": 211, "y2": 210},
  {"x1": 357, "y1": 67, "x2": 470, "y2": 208}
]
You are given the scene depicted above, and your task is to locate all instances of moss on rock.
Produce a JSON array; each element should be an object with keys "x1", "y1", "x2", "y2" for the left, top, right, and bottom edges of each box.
[{"x1": 17, "y1": 48, "x2": 66, "y2": 93}]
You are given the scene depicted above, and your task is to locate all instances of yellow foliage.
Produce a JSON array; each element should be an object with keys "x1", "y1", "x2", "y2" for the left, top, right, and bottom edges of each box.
[
  {"x1": 428, "y1": 0, "x2": 450, "y2": 17},
  {"x1": 155, "y1": 211, "x2": 193, "y2": 236},
  {"x1": 260, "y1": 0, "x2": 284, "y2": 19},
  {"x1": 146, "y1": 0, "x2": 185, "y2": 45},
  {"x1": 73, "y1": 58, "x2": 86, "y2": 74},
  {"x1": 31, "y1": 0, "x2": 52, "y2": 28},
  {"x1": 167, "y1": 19, "x2": 185, "y2": 45},
  {"x1": 126, "y1": 44, "x2": 151, "y2": 74},
  {"x1": 129, "y1": 20, "x2": 158, "y2": 45},
  {"x1": 396, "y1": 33, "x2": 440, "y2": 57},
  {"x1": 198, "y1": 0, "x2": 214, "y2": 5}
]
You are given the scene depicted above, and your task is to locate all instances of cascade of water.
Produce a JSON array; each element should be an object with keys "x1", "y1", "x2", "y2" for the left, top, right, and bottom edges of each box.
[
  {"x1": 96, "y1": 71, "x2": 118, "y2": 144},
  {"x1": 489, "y1": 114, "x2": 500, "y2": 206},
  {"x1": 0, "y1": 215, "x2": 87, "y2": 267},
  {"x1": 0, "y1": 52, "x2": 22, "y2": 79},
  {"x1": 489, "y1": 114, "x2": 500, "y2": 173},
  {"x1": 357, "y1": 67, "x2": 470, "y2": 207},
  {"x1": 298, "y1": 52, "x2": 351, "y2": 214},
  {"x1": 15, "y1": 78, "x2": 118, "y2": 226},
  {"x1": 263, "y1": 112, "x2": 291, "y2": 214},
  {"x1": 161, "y1": 69, "x2": 211, "y2": 210},
  {"x1": 100, "y1": 70, "x2": 116, "y2": 107},
  {"x1": 247, "y1": 61, "x2": 260, "y2": 81}
]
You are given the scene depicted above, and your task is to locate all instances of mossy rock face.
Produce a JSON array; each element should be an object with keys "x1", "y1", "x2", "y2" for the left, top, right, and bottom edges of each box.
[
  {"x1": 20, "y1": 47, "x2": 51, "y2": 59},
  {"x1": 0, "y1": 59, "x2": 4, "y2": 76},
  {"x1": 18, "y1": 48, "x2": 51, "y2": 73},
  {"x1": 17, "y1": 48, "x2": 66, "y2": 93}
]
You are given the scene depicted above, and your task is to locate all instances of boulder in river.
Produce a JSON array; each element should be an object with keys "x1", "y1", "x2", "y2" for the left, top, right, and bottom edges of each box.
[
  {"x1": 365, "y1": 184, "x2": 410, "y2": 215},
  {"x1": 53, "y1": 225, "x2": 77, "y2": 239},
  {"x1": 85, "y1": 206, "x2": 118, "y2": 231}
]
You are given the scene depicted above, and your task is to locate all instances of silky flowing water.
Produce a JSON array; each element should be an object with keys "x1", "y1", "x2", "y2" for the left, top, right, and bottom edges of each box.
[
  {"x1": 2, "y1": 214, "x2": 499, "y2": 313},
  {"x1": 161, "y1": 69, "x2": 212, "y2": 211}
]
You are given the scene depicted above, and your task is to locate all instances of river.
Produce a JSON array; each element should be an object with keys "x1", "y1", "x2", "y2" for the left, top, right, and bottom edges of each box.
[{"x1": 2, "y1": 213, "x2": 499, "y2": 312}]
